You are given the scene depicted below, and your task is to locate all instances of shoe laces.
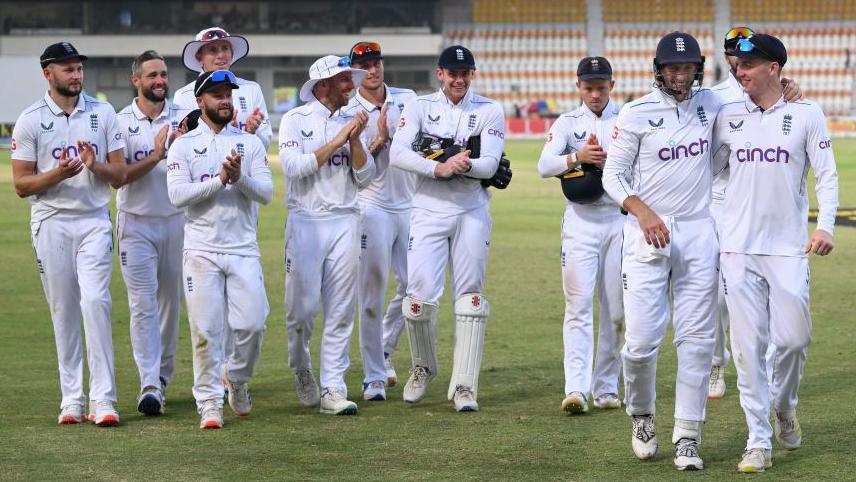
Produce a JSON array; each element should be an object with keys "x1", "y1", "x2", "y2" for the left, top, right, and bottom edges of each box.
[
  {"x1": 321, "y1": 387, "x2": 344, "y2": 401},
  {"x1": 454, "y1": 385, "x2": 475, "y2": 401},
  {"x1": 367, "y1": 380, "x2": 385, "y2": 391},
  {"x1": 776, "y1": 413, "x2": 796, "y2": 432},
  {"x1": 410, "y1": 366, "x2": 431, "y2": 386},
  {"x1": 632, "y1": 415, "x2": 656, "y2": 443},
  {"x1": 201, "y1": 399, "x2": 220, "y2": 416},
  {"x1": 95, "y1": 400, "x2": 114, "y2": 411},
  {"x1": 675, "y1": 438, "x2": 700, "y2": 458},
  {"x1": 742, "y1": 448, "x2": 767, "y2": 463}
]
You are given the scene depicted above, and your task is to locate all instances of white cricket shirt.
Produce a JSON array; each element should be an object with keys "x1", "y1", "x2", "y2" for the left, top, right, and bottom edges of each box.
[{"x1": 710, "y1": 73, "x2": 745, "y2": 203}]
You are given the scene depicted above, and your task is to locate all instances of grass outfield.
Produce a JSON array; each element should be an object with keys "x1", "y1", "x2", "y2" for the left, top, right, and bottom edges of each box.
[{"x1": 0, "y1": 138, "x2": 854, "y2": 480}]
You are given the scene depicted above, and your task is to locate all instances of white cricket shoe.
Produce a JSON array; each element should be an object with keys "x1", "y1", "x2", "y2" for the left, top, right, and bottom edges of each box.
[
  {"x1": 452, "y1": 385, "x2": 479, "y2": 412},
  {"x1": 363, "y1": 381, "x2": 387, "y2": 401},
  {"x1": 90, "y1": 400, "x2": 120, "y2": 427},
  {"x1": 774, "y1": 411, "x2": 802, "y2": 449},
  {"x1": 58, "y1": 404, "x2": 84, "y2": 424},
  {"x1": 137, "y1": 385, "x2": 165, "y2": 416},
  {"x1": 403, "y1": 366, "x2": 434, "y2": 403},
  {"x1": 737, "y1": 448, "x2": 772, "y2": 473},
  {"x1": 225, "y1": 380, "x2": 252, "y2": 416},
  {"x1": 593, "y1": 393, "x2": 622, "y2": 409},
  {"x1": 295, "y1": 369, "x2": 320, "y2": 407},
  {"x1": 674, "y1": 438, "x2": 704, "y2": 471},
  {"x1": 631, "y1": 414, "x2": 658, "y2": 460},
  {"x1": 199, "y1": 399, "x2": 223, "y2": 429},
  {"x1": 319, "y1": 388, "x2": 358, "y2": 415},
  {"x1": 561, "y1": 391, "x2": 589, "y2": 415},
  {"x1": 384, "y1": 354, "x2": 398, "y2": 387},
  {"x1": 708, "y1": 365, "x2": 726, "y2": 399}
]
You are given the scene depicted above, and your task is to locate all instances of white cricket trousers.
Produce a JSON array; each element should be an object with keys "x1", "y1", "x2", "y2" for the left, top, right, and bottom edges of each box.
[
  {"x1": 31, "y1": 209, "x2": 116, "y2": 408},
  {"x1": 710, "y1": 201, "x2": 731, "y2": 367},
  {"x1": 407, "y1": 206, "x2": 491, "y2": 304},
  {"x1": 621, "y1": 215, "x2": 718, "y2": 421},
  {"x1": 560, "y1": 204, "x2": 625, "y2": 397},
  {"x1": 721, "y1": 253, "x2": 811, "y2": 450},
  {"x1": 118, "y1": 211, "x2": 184, "y2": 391},
  {"x1": 358, "y1": 204, "x2": 409, "y2": 385},
  {"x1": 183, "y1": 250, "x2": 268, "y2": 410},
  {"x1": 285, "y1": 212, "x2": 359, "y2": 394}
]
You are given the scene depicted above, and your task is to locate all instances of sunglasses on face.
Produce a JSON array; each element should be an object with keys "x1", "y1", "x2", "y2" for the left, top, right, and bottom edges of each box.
[
  {"x1": 350, "y1": 42, "x2": 381, "y2": 58},
  {"x1": 194, "y1": 69, "x2": 237, "y2": 96},
  {"x1": 200, "y1": 28, "x2": 229, "y2": 41}
]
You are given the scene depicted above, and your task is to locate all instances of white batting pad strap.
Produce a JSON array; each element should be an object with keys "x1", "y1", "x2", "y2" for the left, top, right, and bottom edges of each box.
[
  {"x1": 448, "y1": 294, "x2": 489, "y2": 400},
  {"x1": 403, "y1": 296, "x2": 438, "y2": 374}
]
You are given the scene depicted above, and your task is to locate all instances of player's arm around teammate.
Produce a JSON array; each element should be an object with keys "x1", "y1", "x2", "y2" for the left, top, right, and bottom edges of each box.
[{"x1": 11, "y1": 42, "x2": 126, "y2": 427}]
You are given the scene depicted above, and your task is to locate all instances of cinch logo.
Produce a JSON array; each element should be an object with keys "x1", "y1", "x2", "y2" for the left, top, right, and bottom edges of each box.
[
  {"x1": 200, "y1": 166, "x2": 217, "y2": 181},
  {"x1": 428, "y1": 114, "x2": 440, "y2": 123},
  {"x1": 487, "y1": 128, "x2": 504, "y2": 139},
  {"x1": 52, "y1": 143, "x2": 99, "y2": 159},
  {"x1": 167, "y1": 162, "x2": 180, "y2": 171},
  {"x1": 280, "y1": 140, "x2": 299, "y2": 149},
  {"x1": 329, "y1": 152, "x2": 350, "y2": 166},
  {"x1": 658, "y1": 138, "x2": 708, "y2": 161},
  {"x1": 736, "y1": 144, "x2": 790, "y2": 163},
  {"x1": 133, "y1": 149, "x2": 154, "y2": 161},
  {"x1": 574, "y1": 131, "x2": 586, "y2": 140},
  {"x1": 40, "y1": 121, "x2": 54, "y2": 132},
  {"x1": 819, "y1": 139, "x2": 832, "y2": 149}
]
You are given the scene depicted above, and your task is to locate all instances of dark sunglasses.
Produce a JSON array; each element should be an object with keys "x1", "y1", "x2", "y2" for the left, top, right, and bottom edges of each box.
[
  {"x1": 200, "y1": 28, "x2": 229, "y2": 41},
  {"x1": 350, "y1": 42, "x2": 381, "y2": 58}
]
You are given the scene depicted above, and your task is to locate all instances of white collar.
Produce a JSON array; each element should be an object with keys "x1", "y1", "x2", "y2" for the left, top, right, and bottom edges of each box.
[{"x1": 44, "y1": 91, "x2": 85, "y2": 116}]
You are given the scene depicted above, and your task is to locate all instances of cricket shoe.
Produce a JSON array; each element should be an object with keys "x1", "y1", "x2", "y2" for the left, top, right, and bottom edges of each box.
[
  {"x1": 384, "y1": 353, "x2": 397, "y2": 387},
  {"x1": 225, "y1": 380, "x2": 252, "y2": 416},
  {"x1": 320, "y1": 388, "x2": 358, "y2": 415},
  {"x1": 90, "y1": 400, "x2": 120, "y2": 427},
  {"x1": 561, "y1": 392, "x2": 589, "y2": 414},
  {"x1": 403, "y1": 366, "x2": 434, "y2": 403},
  {"x1": 363, "y1": 381, "x2": 387, "y2": 401},
  {"x1": 737, "y1": 448, "x2": 772, "y2": 473},
  {"x1": 137, "y1": 385, "x2": 165, "y2": 416},
  {"x1": 58, "y1": 404, "x2": 84, "y2": 424},
  {"x1": 674, "y1": 438, "x2": 704, "y2": 471},
  {"x1": 774, "y1": 411, "x2": 802, "y2": 449},
  {"x1": 295, "y1": 368, "x2": 320, "y2": 407},
  {"x1": 631, "y1": 414, "x2": 658, "y2": 459},
  {"x1": 593, "y1": 393, "x2": 621, "y2": 409},
  {"x1": 452, "y1": 385, "x2": 479, "y2": 412},
  {"x1": 199, "y1": 399, "x2": 223, "y2": 429},
  {"x1": 708, "y1": 365, "x2": 726, "y2": 399}
]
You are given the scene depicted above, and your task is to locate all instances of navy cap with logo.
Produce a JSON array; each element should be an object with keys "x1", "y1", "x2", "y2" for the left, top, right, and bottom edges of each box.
[
  {"x1": 577, "y1": 56, "x2": 612, "y2": 81},
  {"x1": 729, "y1": 33, "x2": 787, "y2": 67},
  {"x1": 349, "y1": 41, "x2": 383, "y2": 64},
  {"x1": 438, "y1": 45, "x2": 476, "y2": 70},
  {"x1": 194, "y1": 69, "x2": 240, "y2": 97},
  {"x1": 40, "y1": 42, "x2": 88, "y2": 68},
  {"x1": 654, "y1": 32, "x2": 705, "y2": 67}
]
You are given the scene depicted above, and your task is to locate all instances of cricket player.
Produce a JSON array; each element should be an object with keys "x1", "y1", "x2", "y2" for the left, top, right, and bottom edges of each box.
[
  {"x1": 390, "y1": 45, "x2": 506, "y2": 412},
  {"x1": 279, "y1": 55, "x2": 374, "y2": 415},
  {"x1": 174, "y1": 27, "x2": 271, "y2": 149},
  {"x1": 11, "y1": 42, "x2": 126, "y2": 426},
  {"x1": 711, "y1": 34, "x2": 838, "y2": 473},
  {"x1": 342, "y1": 41, "x2": 417, "y2": 401},
  {"x1": 537, "y1": 56, "x2": 624, "y2": 415},
  {"x1": 707, "y1": 26, "x2": 756, "y2": 399},
  {"x1": 115, "y1": 50, "x2": 192, "y2": 416},
  {"x1": 166, "y1": 69, "x2": 273, "y2": 429}
]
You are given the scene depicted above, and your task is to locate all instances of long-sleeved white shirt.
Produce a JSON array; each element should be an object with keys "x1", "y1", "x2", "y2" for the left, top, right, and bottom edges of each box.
[
  {"x1": 173, "y1": 76, "x2": 272, "y2": 149},
  {"x1": 11, "y1": 92, "x2": 125, "y2": 222},
  {"x1": 711, "y1": 95, "x2": 839, "y2": 256},
  {"x1": 166, "y1": 121, "x2": 272, "y2": 256},
  {"x1": 278, "y1": 99, "x2": 376, "y2": 217},
  {"x1": 710, "y1": 73, "x2": 745, "y2": 202},
  {"x1": 602, "y1": 87, "x2": 724, "y2": 219},
  {"x1": 538, "y1": 99, "x2": 621, "y2": 210},
  {"x1": 116, "y1": 99, "x2": 193, "y2": 217},
  {"x1": 390, "y1": 88, "x2": 505, "y2": 215},
  {"x1": 342, "y1": 85, "x2": 418, "y2": 212}
]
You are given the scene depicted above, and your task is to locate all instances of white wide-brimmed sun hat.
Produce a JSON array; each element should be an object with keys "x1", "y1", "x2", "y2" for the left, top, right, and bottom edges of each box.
[
  {"x1": 298, "y1": 55, "x2": 367, "y2": 102},
  {"x1": 182, "y1": 27, "x2": 249, "y2": 73}
]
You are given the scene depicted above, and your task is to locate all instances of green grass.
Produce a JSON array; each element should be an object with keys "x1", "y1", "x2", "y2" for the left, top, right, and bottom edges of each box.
[{"x1": 0, "y1": 139, "x2": 854, "y2": 480}]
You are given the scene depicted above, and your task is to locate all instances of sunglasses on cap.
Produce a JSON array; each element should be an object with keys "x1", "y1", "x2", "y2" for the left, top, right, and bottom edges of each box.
[
  {"x1": 194, "y1": 69, "x2": 238, "y2": 96},
  {"x1": 724, "y1": 27, "x2": 754, "y2": 48},
  {"x1": 350, "y1": 42, "x2": 381, "y2": 58},
  {"x1": 200, "y1": 28, "x2": 229, "y2": 41},
  {"x1": 337, "y1": 56, "x2": 351, "y2": 67},
  {"x1": 734, "y1": 38, "x2": 775, "y2": 61}
]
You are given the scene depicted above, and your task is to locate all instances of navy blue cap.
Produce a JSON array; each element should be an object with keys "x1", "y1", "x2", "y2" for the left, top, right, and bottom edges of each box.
[
  {"x1": 40, "y1": 42, "x2": 88, "y2": 68},
  {"x1": 438, "y1": 45, "x2": 476, "y2": 70},
  {"x1": 730, "y1": 34, "x2": 787, "y2": 67},
  {"x1": 655, "y1": 32, "x2": 704, "y2": 67},
  {"x1": 577, "y1": 56, "x2": 612, "y2": 80},
  {"x1": 194, "y1": 70, "x2": 239, "y2": 97}
]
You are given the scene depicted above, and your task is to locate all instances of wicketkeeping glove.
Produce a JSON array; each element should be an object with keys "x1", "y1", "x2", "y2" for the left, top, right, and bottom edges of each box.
[{"x1": 481, "y1": 154, "x2": 512, "y2": 189}]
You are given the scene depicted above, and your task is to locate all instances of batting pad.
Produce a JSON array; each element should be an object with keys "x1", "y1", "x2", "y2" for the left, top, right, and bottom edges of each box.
[
  {"x1": 448, "y1": 293, "x2": 490, "y2": 400},
  {"x1": 403, "y1": 296, "x2": 439, "y2": 374}
]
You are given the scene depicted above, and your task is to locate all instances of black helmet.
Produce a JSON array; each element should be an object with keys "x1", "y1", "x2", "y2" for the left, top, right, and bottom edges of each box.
[
  {"x1": 558, "y1": 164, "x2": 604, "y2": 204},
  {"x1": 653, "y1": 32, "x2": 705, "y2": 97}
]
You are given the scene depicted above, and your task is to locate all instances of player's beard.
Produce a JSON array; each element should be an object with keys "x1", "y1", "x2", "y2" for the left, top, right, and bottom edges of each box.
[
  {"x1": 205, "y1": 104, "x2": 233, "y2": 127},
  {"x1": 142, "y1": 84, "x2": 169, "y2": 103},
  {"x1": 54, "y1": 80, "x2": 82, "y2": 98}
]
